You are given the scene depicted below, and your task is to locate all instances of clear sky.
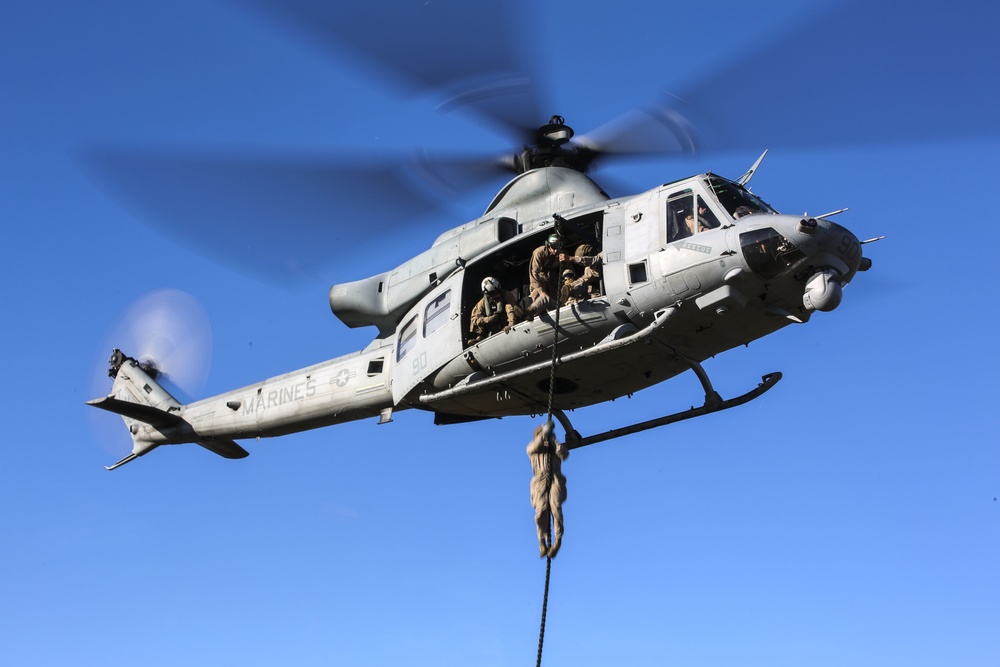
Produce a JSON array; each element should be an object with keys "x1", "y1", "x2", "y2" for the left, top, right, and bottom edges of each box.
[{"x1": 2, "y1": 1, "x2": 998, "y2": 665}]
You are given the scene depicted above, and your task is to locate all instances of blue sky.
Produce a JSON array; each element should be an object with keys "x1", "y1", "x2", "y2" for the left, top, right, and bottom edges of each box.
[{"x1": 2, "y1": 1, "x2": 998, "y2": 665}]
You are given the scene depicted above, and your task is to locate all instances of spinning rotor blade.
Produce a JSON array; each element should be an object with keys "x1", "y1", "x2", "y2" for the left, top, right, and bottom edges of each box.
[
  {"x1": 84, "y1": 0, "x2": 1000, "y2": 292},
  {"x1": 89, "y1": 290, "x2": 212, "y2": 457},
  {"x1": 238, "y1": 0, "x2": 545, "y2": 138},
  {"x1": 578, "y1": 107, "x2": 701, "y2": 158},
  {"x1": 82, "y1": 149, "x2": 456, "y2": 284},
  {"x1": 669, "y1": 0, "x2": 1000, "y2": 153},
  {"x1": 123, "y1": 289, "x2": 213, "y2": 396},
  {"x1": 411, "y1": 149, "x2": 520, "y2": 200},
  {"x1": 570, "y1": 106, "x2": 703, "y2": 174}
]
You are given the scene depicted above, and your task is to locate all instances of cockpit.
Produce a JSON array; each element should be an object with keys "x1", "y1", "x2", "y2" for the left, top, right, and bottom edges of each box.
[
  {"x1": 663, "y1": 174, "x2": 777, "y2": 244},
  {"x1": 666, "y1": 190, "x2": 721, "y2": 242},
  {"x1": 705, "y1": 175, "x2": 776, "y2": 219}
]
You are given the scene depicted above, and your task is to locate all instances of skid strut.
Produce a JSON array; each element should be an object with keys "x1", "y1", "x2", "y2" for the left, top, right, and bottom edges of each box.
[{"x1": 553, "y1": 371, "x2": 782, "y2": 450}]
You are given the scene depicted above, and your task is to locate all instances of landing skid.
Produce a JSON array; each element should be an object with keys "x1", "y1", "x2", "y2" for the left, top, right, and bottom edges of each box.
[{"x1": 553, "y1": 372, "x2": 782, "y2": 450}]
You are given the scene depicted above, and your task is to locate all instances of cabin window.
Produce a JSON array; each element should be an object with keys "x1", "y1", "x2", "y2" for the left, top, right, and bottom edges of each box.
[
  {"x1": 396, "y1": 317, "x2": 418, "y2": 362},
  {"x1": 628, "y1": 261, "x2": 648, "y2": 285},
  {"x1": 367, "y1": 358, "x2": 384, "y2": 375},
  {"x1": 423, "y1": 289, "x2": 452, "y2": 337}
]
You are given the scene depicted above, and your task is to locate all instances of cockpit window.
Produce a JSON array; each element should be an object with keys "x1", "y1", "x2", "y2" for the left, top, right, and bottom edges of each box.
[
  {"x1": 666, "y1": 190, "x2": 721, "y2": 242},
  {"x1": 740, "y1": 227, "x2": 806, "y2": 280},
  {"x1": 707, "y1": 176, "x2": 777, "y2": 219}
]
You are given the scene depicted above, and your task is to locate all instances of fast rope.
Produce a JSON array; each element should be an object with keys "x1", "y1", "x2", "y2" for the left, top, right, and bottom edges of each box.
[
  {"x1": 535, "y1": 247, "x2": 565, "y2": 667},
  {"x1": 535, "y1": 554, "x2": 552, "y2": 667}
]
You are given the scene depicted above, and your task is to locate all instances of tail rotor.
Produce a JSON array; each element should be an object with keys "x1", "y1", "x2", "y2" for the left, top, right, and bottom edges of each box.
[{"x1": 88, "y1": 289, "x2": 213, "y2": 461}]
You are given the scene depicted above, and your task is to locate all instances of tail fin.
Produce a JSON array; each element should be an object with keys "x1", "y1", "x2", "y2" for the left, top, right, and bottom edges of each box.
[{"x1": 87, "y1": 349, "x2": 248, "y2": 470}]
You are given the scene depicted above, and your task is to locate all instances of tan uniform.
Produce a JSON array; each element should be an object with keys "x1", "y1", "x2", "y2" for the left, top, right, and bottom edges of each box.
[
  {"x1": 560, "y1": 251, "x2": 603, "y2": 304},
  {"x1": 469, "y1": 289, "x2": 523, "y2": 342},
  {"x1": 559, "y1": 271, "x2": 592, "y2": 305},
  {"x1": 529, "y1": 245, "x2": 559, "y2": 298},
  {"x1": 528, "y1": 245, "x2": 560, "y2": 314},
  {"x1": 527, "y1": 421, "x2": 568, "y2": 558}
]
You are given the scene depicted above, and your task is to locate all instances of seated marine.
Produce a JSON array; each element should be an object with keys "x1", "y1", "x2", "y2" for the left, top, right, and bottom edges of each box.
[{"x1": 469, "y1": 276, "x2": 524, "y2": 344}]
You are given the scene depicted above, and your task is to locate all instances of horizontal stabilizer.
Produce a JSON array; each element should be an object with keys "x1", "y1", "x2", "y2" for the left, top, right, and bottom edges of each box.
[
  {"x1": 196, "y1": 439, "x2": 250, "y2": 460},
  {"x1": 89, "y1": 350, "x2": 249, "y2": 470},
  {"x1": 86, "y1": 395, "x2": 181, "y2": 428}
]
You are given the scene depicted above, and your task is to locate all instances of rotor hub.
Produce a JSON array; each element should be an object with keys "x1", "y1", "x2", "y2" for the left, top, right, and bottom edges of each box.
[
  {"x1": 537, "y1": 116, "x2": 574, "y2": 146},
  {"x1": 514, "y1": 116, "x2": 594, "y2": 174}
]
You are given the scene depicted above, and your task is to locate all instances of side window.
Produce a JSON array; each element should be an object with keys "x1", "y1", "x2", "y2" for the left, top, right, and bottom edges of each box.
[
  {"x1": 423, "y1": 289, "x2": 451, "y2": 337},
  {"x1": 628, "y1": 261, "x2": 648, "y2": 285},
  {"x1": 666, "y1": 189, "x2": 693, "y2": 242},
  {"x1": 667, "y1": 190, "x2": 720, "y2": 242},
  {"x1": 396, "y1": 317, "x2": 417, "y2": 362}
]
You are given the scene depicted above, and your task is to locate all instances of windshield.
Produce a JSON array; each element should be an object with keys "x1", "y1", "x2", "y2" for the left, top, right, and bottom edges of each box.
[{"x1": 706, "y1": 176, "x2": 777, "y2": 219}]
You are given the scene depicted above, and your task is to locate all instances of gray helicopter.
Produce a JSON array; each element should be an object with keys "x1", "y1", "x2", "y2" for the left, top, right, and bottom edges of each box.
[
  {"x1": 85, "y1": 1, "x2": 881, "y2": 469},
  {"x1": 89, "y1": 115, "x2": 872, "y2": 469}
]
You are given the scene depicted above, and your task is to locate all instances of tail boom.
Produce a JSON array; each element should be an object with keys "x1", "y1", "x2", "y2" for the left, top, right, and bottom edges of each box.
[{"x1": 88, "y1": 344, "x2": 396, "y2": 469}]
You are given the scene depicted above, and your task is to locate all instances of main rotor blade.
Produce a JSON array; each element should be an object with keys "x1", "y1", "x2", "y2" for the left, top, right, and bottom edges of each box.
[
  {"x1": 411, "y1": 149, "x2": 518, "y2": 201},
  {"x1": 81, "y1": 149, "x2": 456, "y2": 285},
  {"x1": 669, "y1": 0, "x2": 1000, "y2": 153},
  {"x1": 236, "y1": 0, "x2": 546, "y2": 138},
  {"x1": 573, "y1": 106, "x2": 703, "y2": 166}
]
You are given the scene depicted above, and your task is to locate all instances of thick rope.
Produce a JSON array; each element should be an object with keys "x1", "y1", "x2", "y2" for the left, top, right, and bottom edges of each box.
[
  {"x1": 535, "y1": 555, "x2": 552, "y2": 667},
  {"x1": 545, "y1": 282, "x2": 563, "y2": 420},
  {"x1": 536, "y1": 248, "x2": 565, "y2": 667}
]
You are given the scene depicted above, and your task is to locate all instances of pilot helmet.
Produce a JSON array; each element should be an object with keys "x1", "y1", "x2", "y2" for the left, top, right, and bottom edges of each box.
[{"x1": 481, "y1": 276, "x2": 500, "y2": 294}]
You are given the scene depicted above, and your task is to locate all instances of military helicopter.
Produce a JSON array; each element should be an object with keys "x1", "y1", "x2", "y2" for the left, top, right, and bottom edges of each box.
[{"x1": 86, "y1": 0, "x2": 880, "y2": 469}]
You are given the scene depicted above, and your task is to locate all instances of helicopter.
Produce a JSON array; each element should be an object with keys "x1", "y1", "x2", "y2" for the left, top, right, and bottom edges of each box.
[
  {"x1": 88, "y1": 123, "x2": 873, "y2": 469},
  {"x1": 85, "y1": 0, "x2": 879, "y2": 469}
]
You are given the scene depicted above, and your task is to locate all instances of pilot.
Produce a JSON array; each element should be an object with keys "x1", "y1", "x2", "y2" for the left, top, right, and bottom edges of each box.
[
  {"x1": 733, "y1": 205, "x2": 753, "y2": 219},
  {"x1": 469, "y1": 276, "x2": 523, "y2": 344},
  {"x1": 683, "y1": 213, "x2": 701, "y2": 236},
  {"x1": 528, "y1": 234, "x2": 562, "y2": 315},
  {"x1": 527, "y1": 420, "x2": 568, "y2": 559},
  {"x1": 684, "y1": 201, "x2": 720, "y2": 235},
  {"x1": 684, "y1": 207, "x2": 708, "y2": 235}
]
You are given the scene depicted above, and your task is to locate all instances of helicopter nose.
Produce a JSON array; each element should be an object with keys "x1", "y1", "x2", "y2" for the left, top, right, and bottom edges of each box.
[{"x1": 803, "y1": 268, "x2": 843, "y2": 312}]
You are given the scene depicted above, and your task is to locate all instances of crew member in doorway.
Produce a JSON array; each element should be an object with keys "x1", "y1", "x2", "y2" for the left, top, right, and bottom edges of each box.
[
  {"x1": 560, "y1": 243, "x2": 602, "y2": 300},
  {"x1": 528, "y1": 234, "x2": 562, "y2": 315},
  {"x1": 469, "y1": 276, "x2": 523, "y2": 344}
]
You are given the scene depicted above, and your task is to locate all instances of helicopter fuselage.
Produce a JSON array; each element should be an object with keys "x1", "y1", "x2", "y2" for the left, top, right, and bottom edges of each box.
[{"x1": 94, "y1": 166, "x2": 867, "y2": 464}]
